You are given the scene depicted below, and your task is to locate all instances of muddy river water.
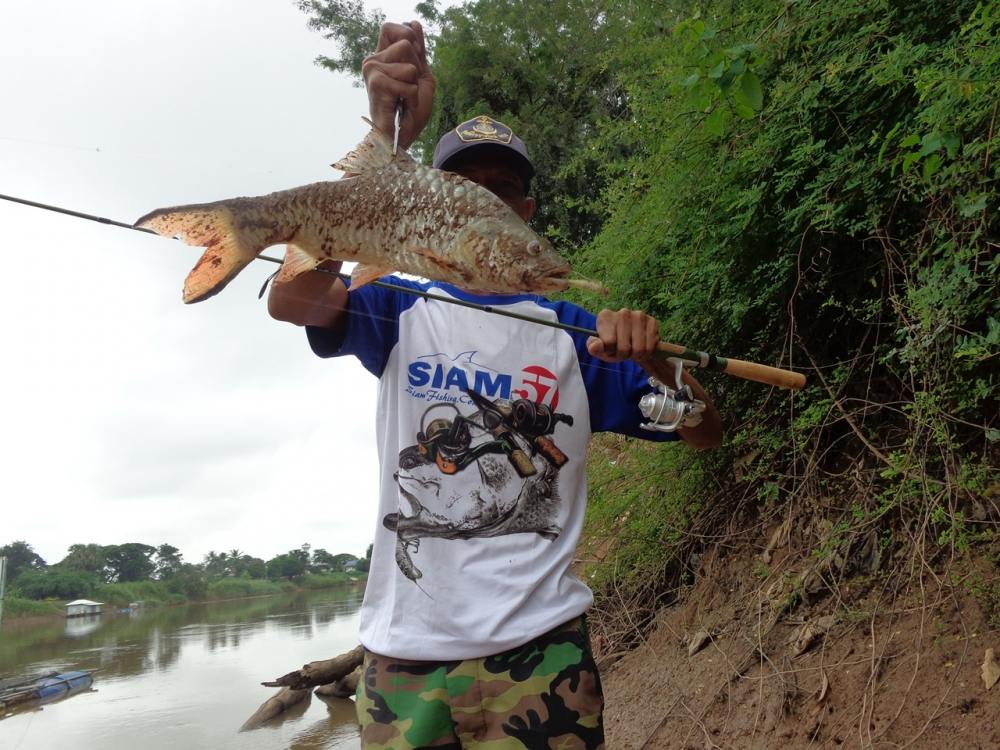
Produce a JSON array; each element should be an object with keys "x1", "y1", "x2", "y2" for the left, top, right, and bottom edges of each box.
[{"x1": 0, "y1": 587, "x2": 364, "y2": 749}]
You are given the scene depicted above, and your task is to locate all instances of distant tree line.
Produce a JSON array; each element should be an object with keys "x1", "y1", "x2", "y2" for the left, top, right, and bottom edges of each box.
[{"x1": 0, "y1": 540, "x2": 371, "y2": 601}]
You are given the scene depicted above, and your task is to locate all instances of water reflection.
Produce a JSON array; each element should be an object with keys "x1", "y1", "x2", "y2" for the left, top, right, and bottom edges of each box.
[
  {"x1": 65, "y1": 613, "x2": 103, "y2": 638},
  {"x1": 290, "y1": 697, "x2": 359, "y2": 749},
  {"x1": 0, "y1": 585, "x2": 365, "y2": 750}
]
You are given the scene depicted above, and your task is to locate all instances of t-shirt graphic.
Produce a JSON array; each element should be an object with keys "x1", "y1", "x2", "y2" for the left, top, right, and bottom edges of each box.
[{"x1": 388, "y1": 350, "x2": 574, "y2": 588}]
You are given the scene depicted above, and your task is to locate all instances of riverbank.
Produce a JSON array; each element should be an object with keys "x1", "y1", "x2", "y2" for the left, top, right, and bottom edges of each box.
[
  {"x1": 0, "y1": 586, "x2": 365, "y2": 750},
  {"x1": 1, "y1": 573, "x2": 367, "y2": 621}
]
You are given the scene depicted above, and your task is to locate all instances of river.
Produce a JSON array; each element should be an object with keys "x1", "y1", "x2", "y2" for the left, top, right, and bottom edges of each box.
[{"x1": 0, "y1": 587, "x2": 364, "y2": 749}]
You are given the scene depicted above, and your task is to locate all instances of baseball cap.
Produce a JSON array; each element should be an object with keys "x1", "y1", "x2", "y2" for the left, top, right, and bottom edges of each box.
[{"x1": 432, "y1": 115, "x2": 535, "y2": 187}]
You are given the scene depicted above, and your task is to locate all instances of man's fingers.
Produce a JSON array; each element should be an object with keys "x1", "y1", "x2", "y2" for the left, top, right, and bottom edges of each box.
[
  {"x1": 590, "y1": 308, "x2": 661, "y2": 363},
  {"x1": 363, "y1": 63, "x2": 418, "y2": 138},
  {"x1": 365, "y1": 38, "x2": 424, "y2": 71},
  {"x1": 629, "y1": 309, "x2": 657, "y2": 361},
  {"x1": 365, "y1": 60, "x2": 419, "y2": 85},
  {"x1": 643, "y1": 315, "x2": 660, "y2": 359},
  {"x1": 375, "y1": 21, "x2": 423, "y2": 58},
  {"x1": 595, "y1": 309, "x2": 617, "y2": 358},
  {"x1": 363, "y1": 23, "x2": 435, "y2": 150},
  {"x1": 586, "y1": 336, "x2": 604, "y2": 359},
  {"x1": 614, "y1": 308, "x2": 633, "y2": 360}
]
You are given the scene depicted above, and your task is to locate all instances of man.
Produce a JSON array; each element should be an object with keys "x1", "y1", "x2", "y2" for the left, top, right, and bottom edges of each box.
[{"x1": 269, "y1": 21, "x2": 722, "y2": 749}]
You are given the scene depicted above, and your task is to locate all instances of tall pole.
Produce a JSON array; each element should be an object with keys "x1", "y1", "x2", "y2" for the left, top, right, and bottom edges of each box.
[{"x1": 0, "y1": 556, "x2": 7, "y2": 626}]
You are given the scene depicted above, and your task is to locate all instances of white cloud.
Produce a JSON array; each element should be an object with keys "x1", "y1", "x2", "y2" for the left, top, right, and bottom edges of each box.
[{"x1": 0, "y1": 0, "x2": 428, "y2": 565}]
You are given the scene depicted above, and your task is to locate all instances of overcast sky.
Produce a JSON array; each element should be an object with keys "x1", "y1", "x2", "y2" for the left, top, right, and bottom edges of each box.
[{"x1": 0, "y1": 0, "x2": 442, "y2": 565}]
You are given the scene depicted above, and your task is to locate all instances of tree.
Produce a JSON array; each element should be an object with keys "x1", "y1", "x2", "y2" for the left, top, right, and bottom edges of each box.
[
  {"x1": 227, "y1": 549, "x2": 245, "y2": 575},
  {"x1": 155, "y1": 544, "x2": 184, "y2": 579},
  {"x1": 266, "y1": 553, "x2": 306, "y2": 580},
  {"x1": 164, "y1": 563, "x2": 208, "y2": 600},
  {"x1": 0, "y1": 541, "x2": 46, "y2": 583},
  {"x1": 311, "y1": 548, "x2": 333, "y2": 572},
  {"x1": 297, "y1": 0, "x2": 385, "y2": 81},
  {"x1": 60, "y1": 543, "x2": 111, "y2": 581},
  {"x1": 12, "y1": 568, "x2": 96, "y2": 599},
  {"x1": 356, "y1": 543, "x2": 373, "y2": 573},
  {"x1": 243, "y1": 556, "x2": 267, "y2": 579},
  {"x1": 103, "y1": 543, "x2": 156, "y2": 583},
  {"x1": 202, "y1": 550, "x2": 228, "y2": 577},
  {"x1": 290, "y1": 543, "x2": 312, "y2": 567}
]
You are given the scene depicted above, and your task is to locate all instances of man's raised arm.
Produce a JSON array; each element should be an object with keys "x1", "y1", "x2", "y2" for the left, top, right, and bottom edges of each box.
[{"x1": 267, "y1": 21, "x2": 435, "y2": 329}]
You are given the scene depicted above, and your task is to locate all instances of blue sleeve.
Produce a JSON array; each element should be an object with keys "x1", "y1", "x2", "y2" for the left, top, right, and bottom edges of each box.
[
  {"x1": 305, "y1": 276, "x2": 426, "y2": 377},
  {"x1": 543, "y1": 300, "x2": 679, "y2": 443}
]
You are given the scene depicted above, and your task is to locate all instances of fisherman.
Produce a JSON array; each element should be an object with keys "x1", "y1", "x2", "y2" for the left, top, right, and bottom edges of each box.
[{"x1": 268, "y1": 20, "x2": 723, "y2": 750}]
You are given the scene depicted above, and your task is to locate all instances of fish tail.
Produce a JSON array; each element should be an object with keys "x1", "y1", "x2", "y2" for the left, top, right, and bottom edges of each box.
[{"x1": 136, "y1": 198, "x2": 289, "y2": 303}]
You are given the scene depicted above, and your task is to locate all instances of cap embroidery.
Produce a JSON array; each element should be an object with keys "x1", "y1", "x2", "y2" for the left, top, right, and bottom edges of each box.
[{"x1": 456, "y1": 115, "x2": 513, "y2": 144}]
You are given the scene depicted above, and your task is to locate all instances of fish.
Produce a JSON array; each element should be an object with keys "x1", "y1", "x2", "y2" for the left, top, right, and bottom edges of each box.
[{"x1": 136, "y1": 120, "x2": 606, "y2": 303}]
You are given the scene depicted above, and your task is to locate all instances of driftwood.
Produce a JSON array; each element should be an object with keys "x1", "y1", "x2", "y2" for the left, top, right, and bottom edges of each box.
[
  {"x1": 239, "y1": 686, "x2": 310, "y2": 731},
  {"x1": 240, "y1": 646, "x2": 365, "y2": 731},
  {"x1": 314, "y1": 667, "x2": 362, "y2": 699},
  {"x1": 261, "y1": 645, "x2": 364, "y2": 690}
]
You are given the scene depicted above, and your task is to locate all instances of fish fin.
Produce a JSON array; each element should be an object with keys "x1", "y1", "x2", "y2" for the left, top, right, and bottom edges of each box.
[
  {"x1": 137, "y1": 203, "x2": 277, "y2": 304},
  {"x1": 350, "y1": 263, "x2": 394, "y2": 289},
  {"x1": 331, "y1": 117, "x2": 412, "y2": 174},
  {"x1": 275, "y1": 243, "x2": 319, "y2": 284}
]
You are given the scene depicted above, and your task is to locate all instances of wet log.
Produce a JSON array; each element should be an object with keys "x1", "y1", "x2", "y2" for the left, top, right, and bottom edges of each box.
[
  {"x1": 239, "y1": 686, "x2": 310, "y2": 731},
  {"x1": 314, "y1": 667, "x2": 361, "y2": 699},
  {"x1": 262, "y1": 645, "x2": 364, "y2": 690}
]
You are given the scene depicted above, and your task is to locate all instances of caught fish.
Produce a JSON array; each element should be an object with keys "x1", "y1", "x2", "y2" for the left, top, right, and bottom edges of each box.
[{"x1": 136, "y1": 120, "x2": 606, "y2": 303}]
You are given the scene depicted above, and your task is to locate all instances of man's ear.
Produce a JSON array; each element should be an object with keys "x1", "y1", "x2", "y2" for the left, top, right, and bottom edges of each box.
[{"x1": 520, "y1": 197, "x2": 536, "y2": 223}]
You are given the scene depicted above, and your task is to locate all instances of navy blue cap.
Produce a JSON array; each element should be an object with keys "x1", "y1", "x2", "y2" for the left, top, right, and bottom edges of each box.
[{"x1": 432, "y1": 115, "x2": 534, "y2": 185}]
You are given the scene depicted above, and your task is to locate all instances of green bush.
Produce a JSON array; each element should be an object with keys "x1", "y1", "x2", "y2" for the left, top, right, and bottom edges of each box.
[
  {"x1": 206, "y1": 577, "x2": 295, "y2": 600},
  {"x1": 10, "y1": 568, "x2": 98, "y2": 600},
  {"x1": 1, "y1": 597, "x2": 64, "y2": 617}
]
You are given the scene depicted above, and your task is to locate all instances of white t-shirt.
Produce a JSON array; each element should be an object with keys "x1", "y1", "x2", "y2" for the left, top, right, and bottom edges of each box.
[{"x1": 308, "y1": 278, "x2": 677, "y2": 660}]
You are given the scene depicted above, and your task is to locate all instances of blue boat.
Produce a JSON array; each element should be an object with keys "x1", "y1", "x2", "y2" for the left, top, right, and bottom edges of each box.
[
  {"x1": 35, "y1": 671, "x2": 93, "y2": 701},
  {"x1": 0, "y1": 670, "x2": 94, "y2": 713}
]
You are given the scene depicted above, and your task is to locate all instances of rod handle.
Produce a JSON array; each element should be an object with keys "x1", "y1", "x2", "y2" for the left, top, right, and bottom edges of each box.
[
  {"x1": 721, "y1": 357, "x2": 805, "y2": 390},
  {"x1": 655, "y1": 342, "x2": 805, "y2": 390}
]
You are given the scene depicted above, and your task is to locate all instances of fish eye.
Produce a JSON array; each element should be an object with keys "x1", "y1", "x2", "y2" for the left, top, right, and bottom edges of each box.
[{"x1": 527, "y1": 240, "x2": 541, "y2": 256}]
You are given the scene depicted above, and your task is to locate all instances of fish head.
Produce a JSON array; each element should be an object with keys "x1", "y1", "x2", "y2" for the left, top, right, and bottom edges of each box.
[{"x1": 456, "y1": 216, "x2": 577, "y2": 293}]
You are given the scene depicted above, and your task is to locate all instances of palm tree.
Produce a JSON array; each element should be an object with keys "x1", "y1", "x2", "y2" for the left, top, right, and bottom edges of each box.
[{"x1": 227, "y1": 549, "x2": 245, "y2": 576}]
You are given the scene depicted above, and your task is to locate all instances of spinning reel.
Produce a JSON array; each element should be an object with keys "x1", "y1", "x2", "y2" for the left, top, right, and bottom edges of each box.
[{"x1": 638, "y1": 358, "x2": 706, "y2": 433}]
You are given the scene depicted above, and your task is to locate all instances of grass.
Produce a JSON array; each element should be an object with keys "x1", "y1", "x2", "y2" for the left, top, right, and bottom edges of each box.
[
  {"x1": 2, "y1": 597, "x2": 65, "y2": 617},
  {"x1": 2, "y1": 573, "x2": 368, "y2": 620}
]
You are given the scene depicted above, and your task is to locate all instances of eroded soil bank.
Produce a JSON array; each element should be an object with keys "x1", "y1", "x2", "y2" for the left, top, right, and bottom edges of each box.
[{"x1": 600, "y1": 541, "x2": 999, "y2": 749}]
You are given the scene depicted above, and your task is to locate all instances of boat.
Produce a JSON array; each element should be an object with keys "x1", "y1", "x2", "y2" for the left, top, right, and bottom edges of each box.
[
  {"x1": 65, "y1": 599, "x2": 103, "y2": 617},
  {"x1": 0, "y1": 670, "x2": 95, "y2": 714}
]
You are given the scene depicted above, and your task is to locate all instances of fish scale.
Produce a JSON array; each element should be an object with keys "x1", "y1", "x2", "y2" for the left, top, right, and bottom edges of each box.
[{"x1": 136, "y1": 123, "x2": 605, "y2": 303}]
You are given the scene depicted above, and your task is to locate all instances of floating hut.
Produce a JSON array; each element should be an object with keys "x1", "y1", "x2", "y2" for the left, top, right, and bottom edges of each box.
[{"x1": 65, "y1": 599, "x2": 102, "y2": 617}]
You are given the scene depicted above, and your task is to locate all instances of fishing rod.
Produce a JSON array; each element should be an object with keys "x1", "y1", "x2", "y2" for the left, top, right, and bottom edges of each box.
[{"x1": 0, "y1": 191, "x2": 805, "y2": 390}]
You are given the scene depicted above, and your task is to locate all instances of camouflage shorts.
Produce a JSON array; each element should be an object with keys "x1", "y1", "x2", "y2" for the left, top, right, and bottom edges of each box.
[{"x1": 355, "y1": 617, "x2": 605, "y2": 749}]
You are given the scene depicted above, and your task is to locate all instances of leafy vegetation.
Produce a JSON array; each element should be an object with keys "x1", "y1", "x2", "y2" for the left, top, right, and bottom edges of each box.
[
  {"x1": 0, "y1": 540, "x2": 369, "y2": 613},
  {"x1": 300, "y1": 0, "x2": 997, "y2": 652}
]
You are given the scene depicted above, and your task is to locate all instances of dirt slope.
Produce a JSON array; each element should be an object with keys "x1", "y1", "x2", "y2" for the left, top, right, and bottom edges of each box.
[{"x1": 600, "y1": 544, "x2": 1000, "y2": 749}]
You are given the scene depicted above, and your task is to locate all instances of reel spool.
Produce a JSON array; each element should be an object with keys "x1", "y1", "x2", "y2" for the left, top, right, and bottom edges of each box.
[{"x1": 638, "y1": 358, "x2": 706, "y2": 433}]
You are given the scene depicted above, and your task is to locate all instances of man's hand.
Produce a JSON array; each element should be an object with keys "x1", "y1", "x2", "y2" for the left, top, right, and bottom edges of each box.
[
  {"x1": 267, "y1": 260, "x2": 348, "y2": 330},
  {"x1": 586, "y1": 308, "x2": 660, "y2": 364},
  {"x1": 362, "y1": 21, "x2": 435, "y2": 150},
  {"x1": 587, "y1": 308, "x2": 723, "y2": 449}
]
